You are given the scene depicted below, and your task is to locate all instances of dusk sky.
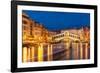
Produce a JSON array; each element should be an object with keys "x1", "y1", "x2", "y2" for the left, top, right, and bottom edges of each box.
[{"x1": 23, "y1": 10, "x2": 90, "y2": 31}]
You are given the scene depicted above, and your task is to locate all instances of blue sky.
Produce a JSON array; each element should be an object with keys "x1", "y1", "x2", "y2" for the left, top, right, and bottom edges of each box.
[{"x1": 23, "y1": 10, "x2": 90, "y2": 31}]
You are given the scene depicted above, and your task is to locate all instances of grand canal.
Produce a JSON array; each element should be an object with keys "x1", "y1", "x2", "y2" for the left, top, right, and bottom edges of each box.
[{"x1": 22, "y1": 41, "x2": 90, "y2": 62}]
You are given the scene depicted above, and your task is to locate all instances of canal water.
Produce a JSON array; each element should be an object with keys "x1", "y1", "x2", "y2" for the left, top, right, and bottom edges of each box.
[{"x1": 22, "y1": 42, "x2": 90, "y2": 62}]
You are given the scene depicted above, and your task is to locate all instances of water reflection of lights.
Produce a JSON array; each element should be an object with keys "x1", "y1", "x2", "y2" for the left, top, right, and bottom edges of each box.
[{"x1": 22, "y1": 42, "x2": 89, "y2": 63}]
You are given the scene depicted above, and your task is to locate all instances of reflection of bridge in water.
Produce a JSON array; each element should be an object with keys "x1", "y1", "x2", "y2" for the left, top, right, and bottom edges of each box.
[{"x1": 22, "y1": 31, "x2": 90, "y2": 62}]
